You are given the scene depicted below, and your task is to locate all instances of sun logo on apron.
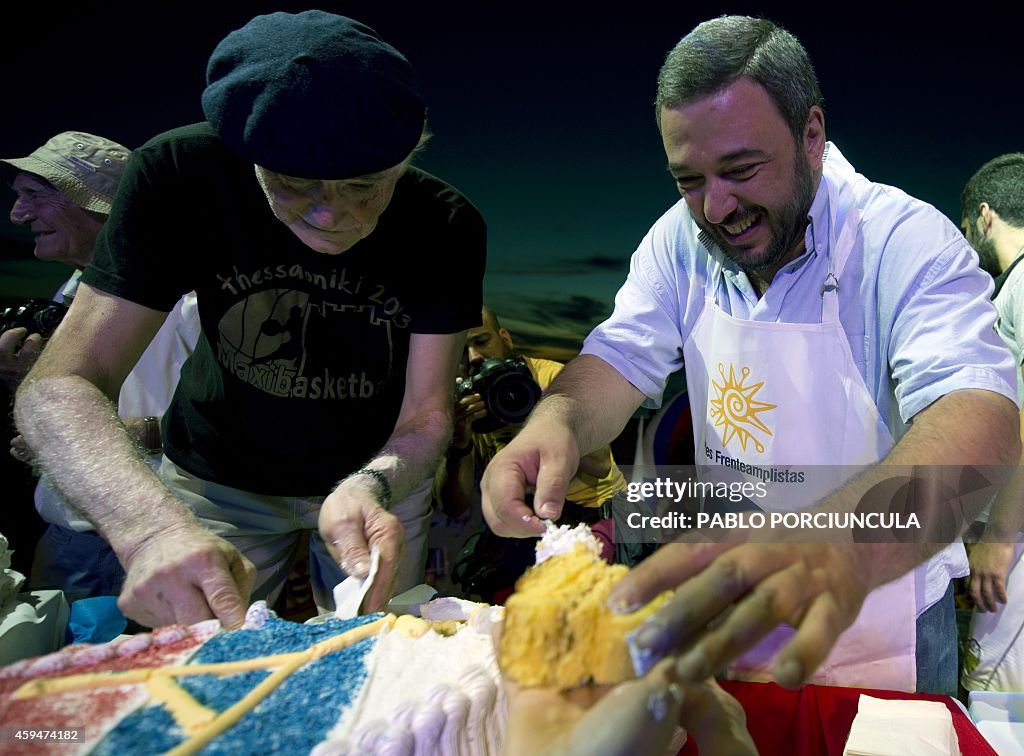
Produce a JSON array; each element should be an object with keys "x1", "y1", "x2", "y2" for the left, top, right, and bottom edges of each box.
[{"x1": 710, "y1": 362, "x2": 777, "y2": 452}]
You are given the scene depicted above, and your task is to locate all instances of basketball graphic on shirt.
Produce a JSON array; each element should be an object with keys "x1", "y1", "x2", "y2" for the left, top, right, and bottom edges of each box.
[
  {"x1": 709, "y1": 362, "x2": 776, "y2": 453},
  {"x1": 218, "y1": 289, "x2": 311, "y2": 369},
  {"x1": 213, "y1": 288, "x2": 396, "y2": 401}
]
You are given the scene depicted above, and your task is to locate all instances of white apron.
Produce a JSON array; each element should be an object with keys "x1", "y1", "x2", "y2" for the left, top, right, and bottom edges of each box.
[{"x1": 682, "y1": 210, "x2": 918, "y2": 691}]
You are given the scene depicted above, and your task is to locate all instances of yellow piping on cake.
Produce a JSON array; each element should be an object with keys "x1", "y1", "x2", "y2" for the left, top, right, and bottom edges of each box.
[
  {"x1": 14, "y1": 668, "x2": 154, "y2": 698},
  {"x1": 13, "y1": 649, "x2": 349, "y2": 699},
  {"x1": 14, "y1": 614, "x2": 397, "y2": 752},
  {"x1": 145, "y1": 673, "x2": 218, "y2": 734},
  {"x1": 167, "y1": 614, "x2": 395, "y2": 755}
]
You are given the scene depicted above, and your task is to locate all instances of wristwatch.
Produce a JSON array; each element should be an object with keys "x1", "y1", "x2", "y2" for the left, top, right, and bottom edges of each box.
[{"x1": 143, "y1": 416, "x2": 162, "y2": 455}]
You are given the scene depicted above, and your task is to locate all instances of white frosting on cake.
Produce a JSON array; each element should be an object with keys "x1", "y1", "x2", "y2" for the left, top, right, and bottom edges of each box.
[
  {"x1": 2, "y1": 598, "x2": 505, "y2": 756},
  {"x1": 534, "y1": 520, "x2": 602, "y2": 564},
  {"x1": 470, "y1": 604, "x2": 505, "y2": 634},
  {"x1": 316, "y1": 599, "x2": 506, "y2": 756},
  {"x1": 418, "y1": 596, "x2": 480, "y2": 621},
  {"x1": 115, "y1": 632, "x2": 153, "y2": 657},
  {"x1": 67, "y1": 642, "x2": 117, "y2": 667},
  {"x1": 151, "y1": 624, "x2": 191, "y2": 646}
]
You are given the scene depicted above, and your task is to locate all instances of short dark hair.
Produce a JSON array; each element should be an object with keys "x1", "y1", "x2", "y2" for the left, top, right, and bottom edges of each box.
[
  {"x1": 961, "y1": 153, "x2": 1024, "y2": 229},
  {"x1": 481, "y1": 305, "x2": 501, "y2": 332},
  {"x1": 656, "y1": 15, "x2": 823, "y2": 139}
]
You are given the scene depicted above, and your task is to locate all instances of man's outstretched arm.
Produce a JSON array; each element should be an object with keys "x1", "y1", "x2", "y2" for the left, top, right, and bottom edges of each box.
[
  {"x1": 15, "y1": 283, "x2": 254, "y2": 628},
  {"x1": 481, "y1": 354, "x2": 644, "y2": 536}
]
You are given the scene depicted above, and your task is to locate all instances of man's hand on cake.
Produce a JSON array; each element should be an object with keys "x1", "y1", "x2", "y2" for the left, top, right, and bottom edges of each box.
[
  {"x1": 320, "y1": 483, "x2": 404, "y2": 613},
  {"x1": 481, "y1": 421, "x2": 579, "y2": 537},
  {"x1": 611, "y1": 541, "x2": 869, "y2": 690},
  {"x1": 118, "y1": 522, "x2": 256, "y2": 630},
  {"x1": 503, "y1": 657, "x2": 756, "y2": 756}
]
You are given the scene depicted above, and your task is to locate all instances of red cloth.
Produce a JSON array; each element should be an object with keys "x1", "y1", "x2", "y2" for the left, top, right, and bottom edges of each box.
[
  {"x1": 677, "y1": 681, "x2": 996, "y2": 756},
  {"x1": 589, "y1": 517, "x2": 616, "y2": 563}
]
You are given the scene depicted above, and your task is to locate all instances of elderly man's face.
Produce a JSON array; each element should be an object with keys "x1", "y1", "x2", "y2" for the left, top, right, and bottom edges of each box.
[
  {"x1": 9, "y1": 173, "x2": 104, "y2": 268},
  {"x1": 255, "y1": 164, "x2": 404, "y2": 255},
  {"x1": 661, "y1": 77, "x2": 822, "y2": 280}
]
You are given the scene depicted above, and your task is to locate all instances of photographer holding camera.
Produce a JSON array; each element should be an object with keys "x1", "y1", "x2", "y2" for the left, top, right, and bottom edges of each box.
[
  {"x1": 442, "y1": 306, "x2": 626, "y2": 602},
  {"x1": 1, "y1": 131, "x2": 199, "y2": 604}
]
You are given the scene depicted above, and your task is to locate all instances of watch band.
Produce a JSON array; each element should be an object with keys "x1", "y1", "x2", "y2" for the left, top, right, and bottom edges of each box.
[{"x1": 348, "y1": 468, "x2": 393, "y2": 510}]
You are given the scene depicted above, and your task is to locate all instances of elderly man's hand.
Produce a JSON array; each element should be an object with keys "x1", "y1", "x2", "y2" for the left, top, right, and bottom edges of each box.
[
  {"x1": 503, "y1": 657, "x2": 757, "y2": 756},
  {"x1": 0, "y1": 327, "x2": 42, "y2": 392},
  {"x1": 320, "y1": 479, "x2": 405, "y2": 613},
  {"x1": 118, "y1": 522, "x2": 256, "y2": 629}
]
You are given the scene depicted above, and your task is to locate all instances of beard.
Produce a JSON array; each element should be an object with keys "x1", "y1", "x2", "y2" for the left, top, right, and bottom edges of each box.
[
  {"x1": 972, "y1": 234, "x2": 1002, "y2": 278},
  {"x1": 697, "y1": 149, "x2": 815, "y2": 275}
]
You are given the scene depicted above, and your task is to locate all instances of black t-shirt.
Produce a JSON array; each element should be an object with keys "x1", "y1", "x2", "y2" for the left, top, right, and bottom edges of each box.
[{"x1": 84, "y1": 123, "x2": 486, "y2": 495}]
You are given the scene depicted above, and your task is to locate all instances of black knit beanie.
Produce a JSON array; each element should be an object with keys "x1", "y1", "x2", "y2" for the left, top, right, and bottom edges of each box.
[{"x1": 202, "y1": 10, "x2": 426, "y2": 178}]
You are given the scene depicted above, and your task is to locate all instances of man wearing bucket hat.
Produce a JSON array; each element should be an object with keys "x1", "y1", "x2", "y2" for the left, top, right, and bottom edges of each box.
[
  {"x1": 1, "y1": 132, "x2": 130, "y2": 387},
  {"x1": 14, "y1": 11, "x2": 486, "y2": 630},
  {"x1": 1, "y1": 132, "x2": 200, "y2": 609}
]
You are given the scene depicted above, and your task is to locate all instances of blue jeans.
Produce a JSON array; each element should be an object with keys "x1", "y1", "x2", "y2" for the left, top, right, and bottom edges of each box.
[
  {"x1": 30, "y1": 524, "x2": 125, "y2": 603},
  {"x1": 915, "y1": 581, "x2": 957, "y2": 696}
]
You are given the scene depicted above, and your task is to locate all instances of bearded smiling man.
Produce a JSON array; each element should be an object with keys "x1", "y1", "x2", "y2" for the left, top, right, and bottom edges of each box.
[
  {"x1": 666, "y1": 76, "x2": 816, "y2": 287},
  {"x1": 480, "y1": 14, "x2": 1019, "y2": 700}
]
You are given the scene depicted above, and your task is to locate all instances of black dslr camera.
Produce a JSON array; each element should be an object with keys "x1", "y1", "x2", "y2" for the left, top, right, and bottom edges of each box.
[
  {"x1": 0, "y1": 298, "x2": 70, "y2": 338},
  {"x1": 457, "y1": 357, "x2": 542, "y2": 433}
]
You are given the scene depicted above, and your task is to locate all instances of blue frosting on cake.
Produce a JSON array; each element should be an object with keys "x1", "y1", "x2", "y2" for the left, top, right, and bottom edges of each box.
[
  {"x1": 93, "y1": 705, "x2": 184, "y2": 755},
  {"x1": 190, "y1": 613, "x2": 382, "y2": 663},
  {"x1": 93, "y1": 611, "x2": 384, "y2": 753},
  {"x1": 180, "y1": 670, "x2": 272, "y2": 713},
  {"x1": 199, "y1": 637, "x2": 375, "y2": 754}
]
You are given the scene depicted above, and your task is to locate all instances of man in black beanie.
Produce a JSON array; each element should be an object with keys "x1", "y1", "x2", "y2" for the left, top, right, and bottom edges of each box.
[{"x1": 14, "y1": 10, "x2": 486, "y2": 629}]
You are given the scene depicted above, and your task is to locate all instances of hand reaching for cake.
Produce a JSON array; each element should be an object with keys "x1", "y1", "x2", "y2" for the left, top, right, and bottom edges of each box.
[
  {"x1": 609, "y1": 539, "x2": 870, "y2": 690},
  {"x1": 480, "y1": 416, "x2": 579, "y2": 537},
  {"x1": 497, "y1": 523, "x2": 758, "y2": 755},
  {"x1": 320, "y1": 480, "x2": 405, "y2": 613},
  {"x1": 118, "y1": 521, "x2": 256, "y2": 629},
  {"x1": 503, "y1": 658, "x2": 757, "y2": 756}
]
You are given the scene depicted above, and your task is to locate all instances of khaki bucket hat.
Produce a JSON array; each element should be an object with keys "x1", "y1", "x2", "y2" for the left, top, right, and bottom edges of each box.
[{"x1": 1, "y1": 131, "x2": 130, "y2": 214}]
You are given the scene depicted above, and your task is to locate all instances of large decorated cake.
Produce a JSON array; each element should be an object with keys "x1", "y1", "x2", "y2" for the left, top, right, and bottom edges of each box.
[
  {"x1": 0, "y1": 599, "x2": 504, "y2": 755},
  {"x1": 0, "y1": 523, "x2": 671, "y2": 755}
]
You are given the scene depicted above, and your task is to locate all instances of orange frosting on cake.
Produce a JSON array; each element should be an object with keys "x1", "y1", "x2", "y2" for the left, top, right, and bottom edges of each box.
[{"x1": 499, "y1": 543, "x2": 672, "y2": 689}]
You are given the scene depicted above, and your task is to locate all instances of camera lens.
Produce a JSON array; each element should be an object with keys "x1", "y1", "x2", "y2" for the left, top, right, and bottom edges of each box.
[
  {"x1": 0, "y1": 299, "x2": 69, "y2": 339},
  {"x1": 34, "y1": 307, "x2": 68, "y2": 338},
  {"x1": 488, "y1": 372, "x2": 541, "y2": 426}
]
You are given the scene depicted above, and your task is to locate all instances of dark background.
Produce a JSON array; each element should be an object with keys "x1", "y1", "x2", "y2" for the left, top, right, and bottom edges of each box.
[{"x1": 1, "y1": 2, "x2": 1021, "y2": 355}]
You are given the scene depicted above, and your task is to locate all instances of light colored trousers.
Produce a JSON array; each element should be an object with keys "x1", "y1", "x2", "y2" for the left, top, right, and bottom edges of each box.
[
  {"x1": 962, "y1": 542, "x2": 1024, "y2": 692},
  {"x1": 159, "y1": 456, "x2": 433, "y2": 612}
]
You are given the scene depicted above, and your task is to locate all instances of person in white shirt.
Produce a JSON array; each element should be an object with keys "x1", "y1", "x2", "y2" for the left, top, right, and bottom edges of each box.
[
  {"x1": 959, "y1": 152, "x2": 1024, "y2": 692},
  {"x1": 481, "y1": 15, "x2": 1020, "y2": 696},
  {"x1": 1, "y1": 131, "x2": 199, "y2": 603}
]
